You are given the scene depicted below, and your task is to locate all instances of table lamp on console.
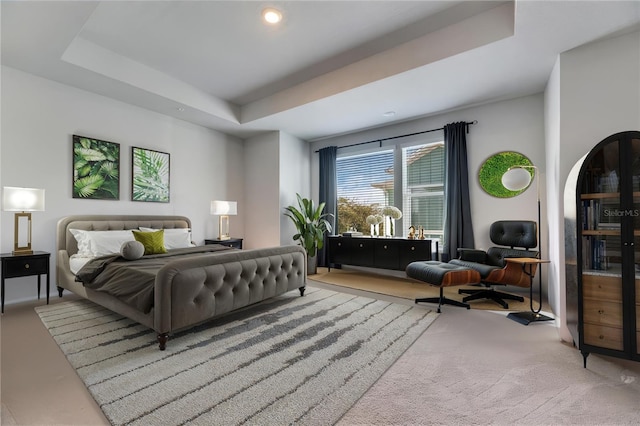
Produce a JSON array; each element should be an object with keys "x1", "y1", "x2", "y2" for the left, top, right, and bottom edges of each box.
[
  {"x1": 2, "y1": 186, "x2": 45, "y2": 255},
  {"x1": 211, "y1": 200, "x2": 237, "y2": 241}
]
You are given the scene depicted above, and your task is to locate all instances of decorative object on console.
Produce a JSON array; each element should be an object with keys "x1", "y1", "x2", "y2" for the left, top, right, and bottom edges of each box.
[
  {"x1": 132, "y1": 147, "x2": 170, "y2": 202},
  {"x1": 479, "y1": 151, "x2": 533, "y2": 198},
  {"x1": 2, "y1": 186, "x2": 45, "y2": 255},
  {"x1": 382, "y1": 205, "x2": 402, "y2": 237},
  {"x1": 366, "y1": 214, "x2": 383, "y2": 237},
  {"x1": 501, "y1": 164, "x2": 553, "y2": 325},
  {"x1": 211, "y1": 200, "x2": 237, "y2": 240},
  {"x1": 72, "y1": 135, "x2": 120, "y2": 200}
]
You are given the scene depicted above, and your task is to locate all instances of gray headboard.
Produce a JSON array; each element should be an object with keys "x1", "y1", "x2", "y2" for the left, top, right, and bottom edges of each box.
[{"x1": 57, "y1": 215, "x2": 191, "y2": 256}]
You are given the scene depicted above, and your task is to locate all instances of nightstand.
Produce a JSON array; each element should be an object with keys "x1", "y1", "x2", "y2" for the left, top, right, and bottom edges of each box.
[
  {"x1": 1, "y1": 251, "x2": 51, "y2": 313},
  {"x1": 205, "y1": 238, "x2": 243, "y2": 249}
]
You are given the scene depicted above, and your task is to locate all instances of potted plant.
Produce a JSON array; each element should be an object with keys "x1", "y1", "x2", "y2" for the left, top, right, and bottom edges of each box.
[{"x1": 284, "y1": 193, "x2": 333, "y2": 275}]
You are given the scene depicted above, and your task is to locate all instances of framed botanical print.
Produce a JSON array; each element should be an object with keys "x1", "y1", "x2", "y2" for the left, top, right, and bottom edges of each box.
[
  {"x1": 72, "y1": 135, "x2": 120, "y2": 199},
  {"x1": 131, "y1": 147, "x2": 170, "y2": 202}
]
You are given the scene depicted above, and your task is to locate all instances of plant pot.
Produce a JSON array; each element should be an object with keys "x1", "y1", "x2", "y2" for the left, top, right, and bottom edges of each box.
[{"x1": 307, "y1": 254, "x2": 318, "y2": 275}]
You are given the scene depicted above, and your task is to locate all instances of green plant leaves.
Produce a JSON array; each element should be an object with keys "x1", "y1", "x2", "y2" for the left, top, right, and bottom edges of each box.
[
  {"x1": 72, "y1": 136, "x2": 120, "y2": 199},
  {"x1": 284, "y1": 193, "x2": 333, "y2": 257},
  {"x1": 132, "y1": 148, "x2": 170, "y2": 202}
]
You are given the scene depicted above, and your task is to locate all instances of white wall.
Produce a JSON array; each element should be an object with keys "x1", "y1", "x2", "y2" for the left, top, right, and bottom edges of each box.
[
  {"x1": 549, "y1": 30, "x2": 640, "y2": 342},
  {"x1": 243, "y1": 132, "x2": 280, "y2": 249},
  {"x1": 279, "y1": 132, "x2": 311, "y2": 246},
  {"x1": 243, "y1": 131, "x2": 311, "y2": 249},
  {"x1": 1, "y1": 66, "x2": 244, "y2": 305},
  {"x1": 544, "y1": 57, "x2": 566, "y2": 338},
  {"x1": 310, "y1": 93, "x2": 546, "y2": 269}
]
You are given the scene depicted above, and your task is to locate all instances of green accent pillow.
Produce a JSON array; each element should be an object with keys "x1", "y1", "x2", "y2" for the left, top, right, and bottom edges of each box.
[{"x1": 132, "y1": 230, "x2": 167, "y2": 255}]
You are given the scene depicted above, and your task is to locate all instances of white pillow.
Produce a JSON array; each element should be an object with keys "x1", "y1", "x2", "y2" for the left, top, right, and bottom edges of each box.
[
  {"x1": 69, "y1": 229, "x2": 92, "y2": 256},
  {"x1": 139, "y1": 227, "x2": 193, "y2": 249},
  {"x1": 69, "y1": 229, "x2": 135, "y2": 257}
]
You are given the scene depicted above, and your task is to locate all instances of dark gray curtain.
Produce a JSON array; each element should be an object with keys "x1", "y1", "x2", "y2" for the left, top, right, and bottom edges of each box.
[
  {"x1": 443, "y1": 122, "x2": 474, "y2": 262},
  {"x1": 318, "y1": 146, "x2": 337, "y2": 267}
]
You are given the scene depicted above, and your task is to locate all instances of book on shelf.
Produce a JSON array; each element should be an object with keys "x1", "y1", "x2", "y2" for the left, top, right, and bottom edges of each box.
[
  {"x1": 582, "y1": 199, "x2": 621, "y2": 231},
  {"x1": 597, "y1": 222, "x2": 620, "y2": 230},
  {"x1": 582, "y1": 236, "x2": 609, "y2": 271}
]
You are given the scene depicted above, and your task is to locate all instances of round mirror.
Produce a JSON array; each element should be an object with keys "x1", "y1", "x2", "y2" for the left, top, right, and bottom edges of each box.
[{"x1": 478, "y1": 151, "x2": 534, "y2": 198}]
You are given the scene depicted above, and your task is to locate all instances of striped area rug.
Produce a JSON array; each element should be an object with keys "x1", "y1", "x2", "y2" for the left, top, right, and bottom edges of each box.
[{"x1": 35, "y1": 287, "x2": 438, "y2": 426}]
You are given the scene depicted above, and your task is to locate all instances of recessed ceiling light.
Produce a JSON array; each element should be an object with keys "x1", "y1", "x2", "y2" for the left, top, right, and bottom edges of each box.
[
  {"x1": 262, "y1": 8, "x2": 282, "y2": 24},
  {"x1": 177, "y1": 107, "x2": 185, "y2": 112},
  {"x1": 383, "y1": 111, "x2": 396, "y2": 117}
]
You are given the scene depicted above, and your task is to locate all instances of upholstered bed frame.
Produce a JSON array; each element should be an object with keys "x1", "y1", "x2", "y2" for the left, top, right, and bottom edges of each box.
[{"x1": 56, "y1": 215, "x2": 307, "y2": 349}]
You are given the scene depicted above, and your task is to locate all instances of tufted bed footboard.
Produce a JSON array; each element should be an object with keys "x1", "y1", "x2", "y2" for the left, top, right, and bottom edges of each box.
[{"x1": 56, "y1": 215, "x2": 307, "y2": 350}]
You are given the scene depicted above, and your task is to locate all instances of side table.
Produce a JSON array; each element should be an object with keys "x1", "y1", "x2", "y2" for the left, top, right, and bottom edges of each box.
[
  {"x1": 1, "y1": 251, "x2": 51, "y2": 313},
  {"x1": 205, "y1": 238, "x2": 243, "y2": 250},
  {"x1": 504, "y1": 257, "x2": 553, "y2": 325}
]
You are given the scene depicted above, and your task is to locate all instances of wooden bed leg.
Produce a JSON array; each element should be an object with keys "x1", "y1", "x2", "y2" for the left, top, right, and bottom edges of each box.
[
  {"x1": 157, "y1": 333, "x2": 168, "y2": 350},
  {"x1": 299, "y1": 286, "x2": 306, "y2": 296}
]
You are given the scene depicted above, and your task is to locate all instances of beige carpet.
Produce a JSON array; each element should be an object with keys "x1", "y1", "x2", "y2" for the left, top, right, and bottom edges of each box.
[
  {"x1": 312, "y1": 267, "x2": 534, "y2": 311},
  {"x1": 35, "y1": 288, "x2": 437, "y2": 426}
]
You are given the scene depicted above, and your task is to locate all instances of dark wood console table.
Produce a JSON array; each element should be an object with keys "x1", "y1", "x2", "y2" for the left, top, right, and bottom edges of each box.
[{"x1": 327, "y1": 236, "x2": 436, "y2": 272}]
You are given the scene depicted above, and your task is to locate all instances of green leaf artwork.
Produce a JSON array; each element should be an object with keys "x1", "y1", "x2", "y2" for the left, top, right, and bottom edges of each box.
[
  {"x1": 72, "y1": 135, "x2": 120, "y2": 199},
  {"x1": 132, "y1": 147, "x2": 170, "y2": 202},
  {"x1": 478, "y1": 151, "x2": 534, "y2": 198}
]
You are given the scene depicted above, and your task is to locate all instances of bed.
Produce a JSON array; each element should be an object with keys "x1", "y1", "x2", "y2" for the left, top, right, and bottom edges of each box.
[{"x1": 56, "y1": 215, "x2": 307, "y2": 350}]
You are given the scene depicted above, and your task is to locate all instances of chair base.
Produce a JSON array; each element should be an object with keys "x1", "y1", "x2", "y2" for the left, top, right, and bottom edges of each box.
[
  {"x1": 416, "y1": 287, "x2": 470, "y2": 313},
  {"x1": 458, "y1": 288, "x2": 524, "y2": 309},
  {"x1": 507, "y1": 311, "x2": 554, "y2": 325}
]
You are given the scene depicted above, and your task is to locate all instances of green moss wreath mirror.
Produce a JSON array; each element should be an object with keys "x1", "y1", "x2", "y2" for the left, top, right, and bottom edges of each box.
[{"x1": 478, "y1": 151, "x2": 534, "y2": 198}]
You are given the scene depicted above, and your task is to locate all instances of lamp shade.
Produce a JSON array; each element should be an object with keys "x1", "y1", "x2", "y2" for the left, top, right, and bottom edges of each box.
[
  {"x1": 2, "y1": 187, "x2": 45, "y2": 211},
  {"x1": 501, "y1": 168, "x2": 533, "y2": 191},
  {"x1": 210, "y1": 200, "x2": 237, "y2": 216}
]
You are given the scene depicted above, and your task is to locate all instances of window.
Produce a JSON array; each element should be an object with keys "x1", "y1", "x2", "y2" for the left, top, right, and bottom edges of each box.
[
  {"x1": 402, "y1": 143, "x2": 445, "y2": 243},
  {"x1": 336, "y1": 149, "x2": 393, "y2": 234},
  {"x1": 336, "y1": 141, "x2": 445, "y2": 242}
]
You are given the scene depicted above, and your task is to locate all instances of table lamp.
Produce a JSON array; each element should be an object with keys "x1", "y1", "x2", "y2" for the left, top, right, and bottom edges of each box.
[
  {"x1": 211, "y1": 200, "x2": 237, "y2": 240},
  {"x1": 2, "y1": 186, "x2": 45, "y2": 255}
]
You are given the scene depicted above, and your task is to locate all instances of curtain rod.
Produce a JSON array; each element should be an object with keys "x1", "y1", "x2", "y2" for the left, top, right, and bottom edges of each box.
[{"x1": 315, "y1": 120, "x2": 477, "y2": 153}]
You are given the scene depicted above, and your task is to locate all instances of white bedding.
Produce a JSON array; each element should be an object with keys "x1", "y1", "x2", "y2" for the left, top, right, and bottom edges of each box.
[
  {"x1": 68, "y1": 227, "x2": 195, "y2": 274},
  {"x1": 70, "y1": 255, "x2": 93, "y2": 275}
]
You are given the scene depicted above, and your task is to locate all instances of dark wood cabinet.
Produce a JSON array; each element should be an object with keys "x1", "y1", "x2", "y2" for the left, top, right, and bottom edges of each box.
[
  {"x1": 565, "y1": 131, "x2": 640, "y2": 367},
  {"x1": 1, "y1": 251, "x2": 51, "y2": 313},
  {"x1": 205, "y1": 238, "x2": 243, "y2": 249},
  {"x1": 328, "y1": 236, "x2": 434, "y2": 271}
]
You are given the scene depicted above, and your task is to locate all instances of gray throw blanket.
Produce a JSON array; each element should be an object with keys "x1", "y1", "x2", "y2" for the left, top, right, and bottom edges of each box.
[{"x1": 75, "y1": 245, "x2": 233, "y2": 314}]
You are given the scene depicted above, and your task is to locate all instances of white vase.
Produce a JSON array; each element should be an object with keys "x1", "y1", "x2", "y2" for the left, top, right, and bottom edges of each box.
[{"x1": 384, "y1": 216, "x2": 395, "y2": 237}]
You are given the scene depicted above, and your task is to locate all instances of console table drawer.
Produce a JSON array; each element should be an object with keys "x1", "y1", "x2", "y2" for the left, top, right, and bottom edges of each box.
[
  {"x1": 583, "y1": 299, "x2": 623, "y2": 327},
  {"x1": 3, "y1": 256, "x2": 49, "y2": 278},
  {"x1": 583, "y1": 323, "x2": 623, "y2": 351},
  {"x1": 374, "y1": 240, "x2": 400, "y2": 269}
]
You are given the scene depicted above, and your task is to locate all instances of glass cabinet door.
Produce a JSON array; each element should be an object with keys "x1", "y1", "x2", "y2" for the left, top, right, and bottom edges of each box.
[
  {"x1": 632, "y1": 138, "x2": 640, "y2": 356},
  {"x1": 580, "y1": 139, "x2": 625, "y2": 351}
]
